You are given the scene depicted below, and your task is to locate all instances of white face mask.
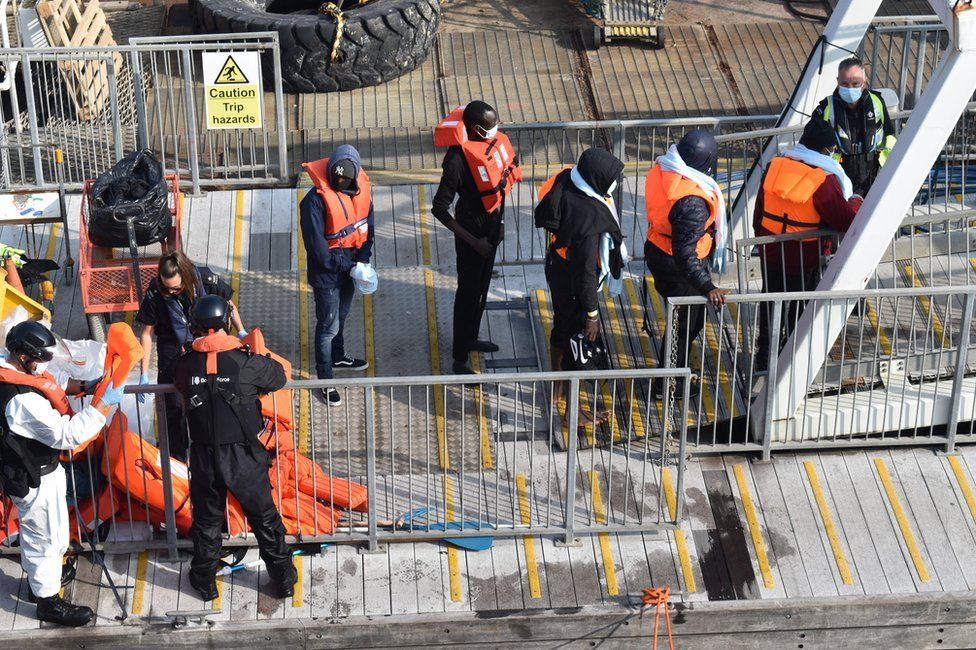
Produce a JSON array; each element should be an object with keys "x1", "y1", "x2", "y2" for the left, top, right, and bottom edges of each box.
[
  {"x1": 33, "y1": 361, "x2": 49, "y2": 376},
  {"x1": 607, "y1": 180, "x2": 618, "y2": 196},
  {"x1": 477, "y1": 124, "x2": 499, "y2": 140}
]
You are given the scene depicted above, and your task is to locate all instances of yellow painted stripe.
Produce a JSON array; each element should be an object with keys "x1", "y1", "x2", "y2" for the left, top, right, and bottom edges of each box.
[
  {"x1": 43, "y1": 222, "x2": 61, "y2": 262},
  {"x1": 622, "y1": 278, "x2": 666, "y2": 424},
  {"x1": 903, "y1": 264, "x2": 949, "y2": 348},
  {"x1": 662, "y1": 467, "x2": 697, "y2": 593},
  {"x1": 130, "y1": 550, "x2": 149, "y2": 614},
  {"x1": 124, "y1": 310, "x2": 134, "y2": 327},
  {"x1": 231, "y1": 189, "x2": 245, "y2": 298},
  {"x1": 469, "y1": 354, "x2": 493, "y2": 469},
  {"x1": 604, "y1": 290, "x2": 646, "y2": 439},
  {"x1": 803, "y1": 461, "x2": 853, "y2": 585},
  {"x1": 588, "y1": 471, "x2": 619, "y2": 596},
  {"x1": 444, "y1": 475, "x2": 462, "y2": 602},
  {"x1": 364, "y1": 294, "x2": 375, "y2": 377},
  {"x1": 296, "y1": 189, "x2": 312, "y2": 454},
  {"x1": 213, "y1": 574, "x2": 223, "y2": 610},
  {"x1": 863, "y1": 296, "x2": 892, "y2": 356},
  {"x1": 418, "y1": 185, "x2": 432, "y2": 267},
  {"x1": 874, "y1": 458, "x2": 931, "y2": 583},
  {"x1": 516, "y1": 474, "x2": 542, "y2": 599},
  {"x1": 948, "y1": 456, "x2": 976, "y2": 526},
  {"x1": 292, "y1": 555, "x2": 303, "y2": 608},
  {"x1": 703, "y1": 317, "x2": 736, "y2": 419},
  {"x1": 733, "y1": 464, "x2": 774, "y2": 589},
  {"x1": 425, "y1": 269, "x2": 449, "y2": 469}
]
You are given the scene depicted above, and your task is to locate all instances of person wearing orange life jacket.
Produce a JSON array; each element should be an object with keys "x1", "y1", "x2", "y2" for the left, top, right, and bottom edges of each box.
[
  {"x1": 172, "y1": 295, "x2": 295, "y2": 603},
  {"x1": 753, "y1": 117, "x2": 862, "y2": 369},
  {"x1": 432, "y1": 101, "x2": 521, "y2": 374},
  {"x1": 0, "y1": 321, "x2": 126, "y2": 626},
  {"x1": 645, "y1": 130, "x2": 729, "y2": 398},
  {"x1": 300, "y1": 144, "x2": 374, "y2": 407}
]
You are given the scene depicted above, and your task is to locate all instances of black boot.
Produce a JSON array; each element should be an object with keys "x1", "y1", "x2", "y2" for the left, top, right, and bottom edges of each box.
[
  {"x1": 269, "y1": 562, "x2": 298, "y2": 599},
  {"x1": 188, "y1": 571, "x2": 219, "y2": 601},
  {"x1": 35, "y1": 595, "x2": 93, "y2": 627}
]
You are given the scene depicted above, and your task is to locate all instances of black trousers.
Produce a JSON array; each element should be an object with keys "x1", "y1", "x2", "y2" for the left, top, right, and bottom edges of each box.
[
  {"x1": 645, "y1": 252, "x2": 706, "y2": 371},
  {"x1": 188, "y1": 443, "x2": 293, "y2": 582},
  {"x1": 452, "y1": 237, "x2": 496, "y2": 363},
  {"x1": 545, "y1": 252, "x2": 583, "y2": 364},
  {"x1": 756, "y1": 265, "x2": 821, "y2": 365},
  {"x1": 156, "y1": 343, "x2": 188, "y2": 462}
]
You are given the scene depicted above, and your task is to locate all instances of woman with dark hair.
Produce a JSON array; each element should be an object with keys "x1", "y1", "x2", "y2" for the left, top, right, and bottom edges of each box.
[{"x1": 134, "y1": 251, "x2": 244, "y2": 460}]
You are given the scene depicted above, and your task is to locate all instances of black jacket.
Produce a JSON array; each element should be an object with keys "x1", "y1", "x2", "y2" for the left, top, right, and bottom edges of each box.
[
  {"x1": 646, "y1": 195, "x2": 716, "y2": 295},
  {"x1": 431, "y1": 146, "x2": 504, "y2": 244},
  {"x1": 535, "y1": 148, "x2": 624, "y2": 314},
  {"x1": 135, "y1": 265, "x2": 232, "y2": 348},
  {"x1": 173, "y1": 343, "x2": 287, "y2": 447}
]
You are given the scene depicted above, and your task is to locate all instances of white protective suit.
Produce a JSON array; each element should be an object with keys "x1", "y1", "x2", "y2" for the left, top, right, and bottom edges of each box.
[{"x1": 1, "y1": 361, "x2": 106, "y2": 598}]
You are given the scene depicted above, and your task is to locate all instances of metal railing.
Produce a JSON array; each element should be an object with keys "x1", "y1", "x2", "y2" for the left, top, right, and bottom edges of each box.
[
  {"x1": 0, "y1": 33, "x2": 288, "y2": 193},
  {"x1": 659, "y1": 285, "x2": 976, "y2": 459},
  {"x1": 0, "y1": 368, "x2": 691, "y2": 556}
]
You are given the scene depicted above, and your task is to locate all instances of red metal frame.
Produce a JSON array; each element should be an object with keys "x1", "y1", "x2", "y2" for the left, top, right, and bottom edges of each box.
[{"x1": 79, "y1": 174, "x2": 182, "y2": 314}]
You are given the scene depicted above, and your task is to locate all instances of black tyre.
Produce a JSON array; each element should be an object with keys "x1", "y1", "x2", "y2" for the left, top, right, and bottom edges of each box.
[{"x1": 194, "y1": 0, "x2": 441, "y2": 93}]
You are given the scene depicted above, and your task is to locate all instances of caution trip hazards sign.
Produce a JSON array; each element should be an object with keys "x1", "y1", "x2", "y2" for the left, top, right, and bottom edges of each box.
[{"x1": 202, "y1": 51, "x2": 263, "y2": 130}]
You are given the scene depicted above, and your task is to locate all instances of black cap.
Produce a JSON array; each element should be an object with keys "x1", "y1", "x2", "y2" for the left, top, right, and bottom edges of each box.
[
  {"x1": 190, "y1": 295, "x2": 231, "y2": 335},
  {"x1": 6, "y1": 320, "x2": 55, "y2": 362},
  {"x1": 800, "y1": 117, "x2": 837, "y2": 152},
  {"x1": 677, "y1": 129, "x2": 718, "y2": 175}
]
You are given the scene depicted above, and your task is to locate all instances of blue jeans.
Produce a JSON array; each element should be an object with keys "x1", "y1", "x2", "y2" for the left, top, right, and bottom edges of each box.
[{"x1": 312, "y1": 275, "x2": 355, "y2": 380}]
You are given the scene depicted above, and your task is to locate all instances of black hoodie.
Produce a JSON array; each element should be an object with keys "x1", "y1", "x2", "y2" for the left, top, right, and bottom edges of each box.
[{"x1": 535, "y1": 148, "x2": 624, "y2": 314}]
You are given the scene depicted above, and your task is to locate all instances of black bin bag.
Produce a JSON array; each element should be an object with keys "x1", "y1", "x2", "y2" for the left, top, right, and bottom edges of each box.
[{"x1": 87, "y1": 149, "x2": 171, "y2": 247}]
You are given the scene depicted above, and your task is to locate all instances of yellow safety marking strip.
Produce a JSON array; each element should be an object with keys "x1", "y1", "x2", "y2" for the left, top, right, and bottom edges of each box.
[
  {"x1": 703, "y1": 317, "x2": 736, "y2": 419},
  {"x1": 873, "y1": 458, "x2": 931, "y2": 583},
  {"x1": 425, "y1": 269, "x2": 449, "y2": 468},
  {"x1": 604, "y1": 290, "x2": 645, "y2": 438},
  {"x1": 622, "y1": 278, "x2": 666, "y2": 425},
  {"x1": 43, "y1": 222, "x2": 61, "y2": 263},
  {"x1": 363, "y1": 294, "x2": 375, "y2": 378},
  {"x1": 469, "y1": 353, "x2": 493, "y2": 469},
  {"x1": 588, "y1": 471, "x2": 619, "y2": 596},
  {"x1": 212, "y1": 574, "x2": 223, "y2": 609},
  {"x1": 863, "y1": 296, "x2": 893, "y2": 356},
  {"x1": 418, "y1": 185, "x2": 432, "y2": 267},
  {"x1": 444, "y1": 475, "x2": 462, "y2": 602},
  {"x1": 535, "y1": 288, "x2": 594, "y2": 447},
  {"x1": 733, "y1": 464, "x2": 774, "y2": 589},
  {"x1": 231, "y1": 189, "x2": 245, "y2": 298},
  {"x1": 296, "y1": 189, "x2": 312, "y2": 455},
  {"x1": 803, "y1": 461, "x2": 853, "y2": 585},
  {"x1": 726, "y1": 303, "x2": 745, "y2": 350},
  {"x1": 947, "y1": 456, "x2": 976, "y2": 526},
  {"x1": 124, "y1": 310, "x2": 134, "y2": 328},
  {"x1": 662, "y1": 467, "x2": 697, "y2": 593},
  {"x1": 292, "y1": 555, "x2": 303, "y2": 608},
  {"x1": 516, "y1": 474, "x2": 542, "y2": 599},
  {"x1": 903, "y1": 264, "x2": 949, "y2": 348},
  {"x1": 130, "y1": 550, "x2": 149, "y2": 614}
]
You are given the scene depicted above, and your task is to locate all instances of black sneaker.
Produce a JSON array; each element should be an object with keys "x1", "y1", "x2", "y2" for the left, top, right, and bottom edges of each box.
[
  {"x1": 270, "y1": 564, "x2": 298, "y2": 599},
  {"x1": 321, "y1": 388, "x2": 342, "y2": 407},
  {"x1": 36, "y1": 595, "x2": 93, "y2": 627},
  {"x1": 468, "y1": 340, "x2": 499, "y2": 353},
  {"x1": 332, "y1": 355, "x2": 368, "y2": 371},
  {"x1": 452, "y1": 360, "x2": 476, "y2": 375}
]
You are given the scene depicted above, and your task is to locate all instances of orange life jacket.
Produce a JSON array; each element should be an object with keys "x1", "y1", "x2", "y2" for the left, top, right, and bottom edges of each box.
[
  {"x1": 191, "y1": 330, "x2": 245, "y2": 373},
  {"x1": 758, "y1": 156, "x2": 827, "y2": 235},
  {"x1": 0, "y1": 367, "x2": 72, "y2": 416},
  {"x1": 241, "y1": 328, "x2": 294, "y2": 430},
  {"x1": 435, "y1": 107, "x2": 521, "y2": 214},
  {"x1": 302, "y1": 157, "x2": 372, "y2": 250},
  {"x1": 644, "y1": 164, "x2": 717, "y2": 259}
]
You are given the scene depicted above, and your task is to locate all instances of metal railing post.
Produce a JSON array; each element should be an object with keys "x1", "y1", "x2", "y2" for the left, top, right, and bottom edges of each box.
[
  {"x1": 129, "y1": 49, "x2": 149, "y2": 151},
  {"x1": 106, "y1": 56, "x2": 124, "y2": 163},
  {"x1": 153, "y1": 388, "x2": 182, "y2": 561},
  {"x1": 363, "y1": 385, "x2": 382, "y2": 553},
  {"x1": 673, "y1": 373, "x2": 691, "y2": 522},
  {"x1": 612, "y1": 124, "x2": 626, "y2": 208},
  {"x1": 560, "y1": 378, "x2": 580, "y2": 546},
  {"x1": 19, "y1": 52, "x2": 45, "y2": 187},
  {"x1": 271, "y1": 39, "x2": 288, "y2": 181},
  {"x1": 945, "y1": 293, "x2": 974, "y2": 453},
  {"x1": 180, "y1": 49, "x2": 202, "y2": 195},
  {"x1": 760, "y1": 300, "x2": 783, "y2": 461}
]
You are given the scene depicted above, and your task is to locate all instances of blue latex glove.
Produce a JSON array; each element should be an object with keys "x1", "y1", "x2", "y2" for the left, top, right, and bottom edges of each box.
[
  {"x1": 237, "y1": 329, "x2": 248, "y2": 340},
  {"x1": 99, "y1": 381, "x2": 126, "y2": 407},
  {"x1": 137, "y1": 373, "x2": 149, "y2": 404}
]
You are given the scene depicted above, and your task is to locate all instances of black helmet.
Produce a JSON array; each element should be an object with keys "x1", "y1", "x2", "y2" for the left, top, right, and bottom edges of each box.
[
  {"x1": 190, "y1": 295, "x2": 230, "y2": 335},
  {"x1": 677, "y1": 129, "x2": 718, "y2": 176},
  {"x1": 567, "y1": 332, "x2": 609, "y2": 371},
  {"x1": 6, "y1": 320, "x2": 56, "y2": 362}
]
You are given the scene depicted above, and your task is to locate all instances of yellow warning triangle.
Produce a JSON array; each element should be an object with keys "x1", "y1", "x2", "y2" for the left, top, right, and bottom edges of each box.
[{"x1": 214, "y1": 55, "x2": 249, "y2": 84}]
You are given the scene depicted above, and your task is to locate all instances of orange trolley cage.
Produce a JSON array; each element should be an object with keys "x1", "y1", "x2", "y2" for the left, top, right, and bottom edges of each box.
[{"x1": 78, "y1": 174, "x2": 182, "y2": 340}]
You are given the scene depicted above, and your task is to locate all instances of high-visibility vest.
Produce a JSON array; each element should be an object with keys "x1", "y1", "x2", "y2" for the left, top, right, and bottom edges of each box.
[
  {"x1": 302, "y1": 158, "x2": 371, "y2": 250},
  {"x1": 758, "y1": 156, "x2": 827, "y2": 235},
  {"x1": 644, "y1": 164, "x2": 716, "y2": 259},
  {"x1": 822, "y1": 91, "x2": 896, "y2": 165},
  {"x1": 0, "y1": 367, "x2": 71, "y2": 417},
  {"x1": 435, "y1": 107, "x2": 521, "y2": 214}
]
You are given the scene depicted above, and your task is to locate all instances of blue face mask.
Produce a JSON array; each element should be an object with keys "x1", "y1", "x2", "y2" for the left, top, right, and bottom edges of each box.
[{"x1": 838, "y1": 85, "x2": 863, "y2": 104}]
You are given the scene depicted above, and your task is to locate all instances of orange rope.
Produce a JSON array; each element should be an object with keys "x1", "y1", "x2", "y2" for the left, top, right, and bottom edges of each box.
[{"x1": 641, "y1": 587, "x2": 675, "y2": 650}]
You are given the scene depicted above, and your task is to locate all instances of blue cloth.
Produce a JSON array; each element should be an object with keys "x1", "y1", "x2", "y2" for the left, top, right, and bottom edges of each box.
[
  {"x1": 312, "y1": 277, "x2": 355, "y2": 380},
  {"x1": 162, "y1": 268, "x2": 206, "y2": 346},
  {"x1": 300, "y1": 145, "x2": 375, "y2": 289}
]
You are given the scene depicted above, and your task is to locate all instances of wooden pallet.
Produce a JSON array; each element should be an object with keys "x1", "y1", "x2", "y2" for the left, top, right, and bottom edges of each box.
[{"x1": 35, "y1": 0, "x2": 123, "y2": 121}]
